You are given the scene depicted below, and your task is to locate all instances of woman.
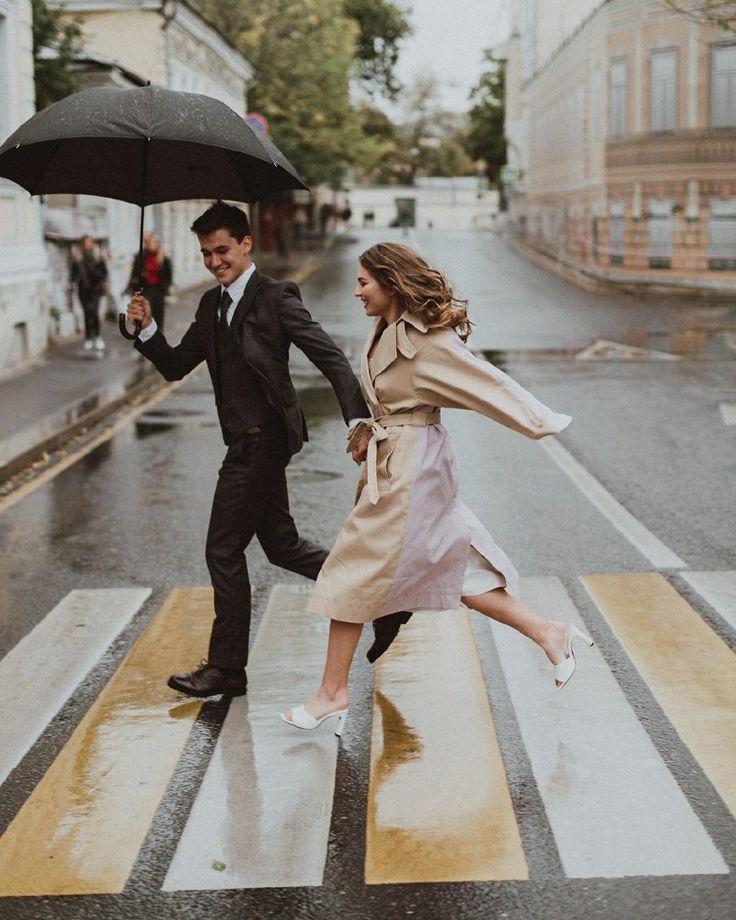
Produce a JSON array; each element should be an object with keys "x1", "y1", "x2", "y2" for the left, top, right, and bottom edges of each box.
[
  {"x1": 281, "y1": 243, "x2": 592, "y2": 735},
  {"x1": 71, "y1": 235, "x2": 108, "y2": 351},
  {"x1": 128, "y1": 234, "x2": 173, "y2": 332}
]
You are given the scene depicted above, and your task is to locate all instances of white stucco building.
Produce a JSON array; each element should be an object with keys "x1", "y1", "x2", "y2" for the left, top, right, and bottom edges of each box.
[{"x1": 0, "y1": 0, "x2": 48, "y2": 375}]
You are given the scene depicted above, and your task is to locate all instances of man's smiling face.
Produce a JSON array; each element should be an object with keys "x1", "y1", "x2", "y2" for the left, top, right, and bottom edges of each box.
[{"x1": 198, "y1": 228, "x2": 252, "y2": 287}]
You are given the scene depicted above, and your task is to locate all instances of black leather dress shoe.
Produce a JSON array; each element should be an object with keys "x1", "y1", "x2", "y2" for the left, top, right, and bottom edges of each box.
[
  {"x1": 167, "y1": 662, "x2": 247, "y2": 698},
  {"x1": 366, "y1": 611, "x2": 413, "y2": 663}
]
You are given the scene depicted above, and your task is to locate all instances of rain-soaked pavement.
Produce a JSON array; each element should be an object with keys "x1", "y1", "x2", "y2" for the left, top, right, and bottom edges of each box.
[{"x1": 0, "y1": 228, "x2": 734, "y2": 918}]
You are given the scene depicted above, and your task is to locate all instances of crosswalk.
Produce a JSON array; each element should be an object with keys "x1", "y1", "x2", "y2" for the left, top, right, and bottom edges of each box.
[{"x1": 0, "y1": 572, "x2": 734, "y2": 897}]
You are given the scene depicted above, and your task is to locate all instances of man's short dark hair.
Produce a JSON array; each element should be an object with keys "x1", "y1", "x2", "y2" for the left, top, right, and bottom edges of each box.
[{"x1": 191, "y1": 200, "x2": 252, "y2": 241}]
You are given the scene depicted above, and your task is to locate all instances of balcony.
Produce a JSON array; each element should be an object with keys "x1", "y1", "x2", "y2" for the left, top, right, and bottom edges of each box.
[{"x1": 606, "y1": 128, "x2": 736, "y2": 169}]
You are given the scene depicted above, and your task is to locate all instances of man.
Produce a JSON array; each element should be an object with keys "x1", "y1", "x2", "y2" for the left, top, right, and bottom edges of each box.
[
  {"x1": 71, "y1": 235, "x2": 108, "y2": 352},
  {"x1": 127, "y1": 201, "x2": 406, "y2": 697}
]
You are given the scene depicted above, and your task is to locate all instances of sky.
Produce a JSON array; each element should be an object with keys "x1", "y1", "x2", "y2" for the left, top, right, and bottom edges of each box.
[{"x1": 386, "y1": 0, "x2": 511, "y2": 116}]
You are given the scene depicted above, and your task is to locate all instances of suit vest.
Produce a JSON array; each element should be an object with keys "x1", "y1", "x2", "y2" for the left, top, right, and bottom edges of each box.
[{"x1": 215, "y1": 318, "x2": 277, "y2": 443}]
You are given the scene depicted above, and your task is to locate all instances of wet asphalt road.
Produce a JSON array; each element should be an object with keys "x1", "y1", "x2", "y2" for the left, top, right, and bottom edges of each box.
[{"x1": 1, "y1": 228, "x2": 735, "y2": 918}]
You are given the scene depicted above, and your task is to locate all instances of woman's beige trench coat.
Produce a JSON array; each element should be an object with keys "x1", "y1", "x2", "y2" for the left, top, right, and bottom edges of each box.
[{"x1": 306, "y1": 310, "x2": 572, "y2": 624}]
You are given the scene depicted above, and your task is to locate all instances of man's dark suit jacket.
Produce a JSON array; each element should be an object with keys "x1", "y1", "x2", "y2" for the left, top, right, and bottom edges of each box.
[{"x1": 135, "y1": 270, "x2": 369, "y2": 455}]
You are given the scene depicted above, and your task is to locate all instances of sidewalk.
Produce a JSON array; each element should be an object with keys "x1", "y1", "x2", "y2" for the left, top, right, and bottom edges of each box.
[{"x1": 0, "y1": 241, "x2": 334, "y2": 485}]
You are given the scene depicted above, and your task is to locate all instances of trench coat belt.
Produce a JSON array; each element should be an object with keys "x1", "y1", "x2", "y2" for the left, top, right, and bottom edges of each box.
[{"x1": 363, "y1": 410, "x2": 441, "y2": 505}]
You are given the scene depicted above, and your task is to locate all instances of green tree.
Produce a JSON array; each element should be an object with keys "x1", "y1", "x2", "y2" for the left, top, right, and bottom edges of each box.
[
  {"x1": 393, "y1": 75, "x2": 473, "y2": 182},
  {"x1": 664, "y1": 1, "x2": 736, "y2": 32},
  {"x1": 32, "y1": 0, "x2": 84, "y2": 111},
  {"x1": 354, "y1": 102, "x2": 401, "y2": 183},
  {"x1": 191, "y1": 0, "x2": 370, "y2": 187},
  {"x1": 345, "y1": 0, "x2": 412, "y2": 100},
  {"x1": 465, "y1": 50, "x2": 506, "y2": 183}
]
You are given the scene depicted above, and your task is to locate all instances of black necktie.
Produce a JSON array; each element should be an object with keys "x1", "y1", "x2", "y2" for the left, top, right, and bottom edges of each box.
[{"x1": 219, "y1": 290, "x2": 232, "y2": 332}]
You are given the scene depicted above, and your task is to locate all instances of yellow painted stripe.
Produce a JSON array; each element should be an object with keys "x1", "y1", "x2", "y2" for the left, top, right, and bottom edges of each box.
[
  {"x1": 365, "y1": 610, "x2": 528, "y2": 884},
  {"x1": 0, "y1": 588, "x2": 214, "y2": 896},
  {"x1": 582, "y1": 573, "x2": 736, "y2": 817}
]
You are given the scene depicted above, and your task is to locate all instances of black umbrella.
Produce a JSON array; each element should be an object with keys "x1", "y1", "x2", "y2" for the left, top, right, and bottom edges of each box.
[{"x1": 0, "y1": 84, "x2": 308, "y2": 336}]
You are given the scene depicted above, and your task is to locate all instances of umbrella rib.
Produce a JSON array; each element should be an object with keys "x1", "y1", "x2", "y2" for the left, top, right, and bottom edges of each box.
[
  {"x1": 27, "y1": 138, "x2": 64, "y2": 195},
  {"x1": 221, "y1": 146, "x2": 251, "y2": 202}
]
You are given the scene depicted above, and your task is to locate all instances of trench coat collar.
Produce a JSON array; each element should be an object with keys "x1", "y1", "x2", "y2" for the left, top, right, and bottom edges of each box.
[{"x1": 361, "y1": 311, "x2": 429, "y2": 409}]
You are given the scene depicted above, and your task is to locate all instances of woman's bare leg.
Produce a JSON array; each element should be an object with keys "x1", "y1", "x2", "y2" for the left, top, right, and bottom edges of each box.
[
  {"x1": 284, "y1": 619, "x2": 363, "y2": 722},
  {"x1": 461, "y1": 588, "x2": 568, "y2": 666}
]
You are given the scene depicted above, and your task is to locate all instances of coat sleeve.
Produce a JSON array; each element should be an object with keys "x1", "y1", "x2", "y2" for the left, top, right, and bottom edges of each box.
[
  {"x1": 275, "y1": 281, "x2": 369, "y2": 423},
  {"x1": 135, "y1": 312, "x2": 205, "y2": 381},
  {"x1": 413, "y1": 329, "x2": 571, "y2": 439}
]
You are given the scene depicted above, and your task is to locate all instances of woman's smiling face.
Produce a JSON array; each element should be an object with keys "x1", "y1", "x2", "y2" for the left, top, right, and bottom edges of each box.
[{"x1": 354, "y1": 263, "x2": 400, "y2": 322}]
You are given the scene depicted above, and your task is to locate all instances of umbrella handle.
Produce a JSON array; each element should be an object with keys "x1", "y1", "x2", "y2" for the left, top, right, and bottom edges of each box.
[{"x1": 118, "y1": 313, "x2": 141, "y2": 340}]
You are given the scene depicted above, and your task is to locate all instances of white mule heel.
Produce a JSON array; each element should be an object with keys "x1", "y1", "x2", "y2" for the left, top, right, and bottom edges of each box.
[
  {"x1": 280, "y1": 705, "x2": 349, "y2": 736},
  {"x1": 554, "y1": 624, "x2": 594, "y2": 689}
]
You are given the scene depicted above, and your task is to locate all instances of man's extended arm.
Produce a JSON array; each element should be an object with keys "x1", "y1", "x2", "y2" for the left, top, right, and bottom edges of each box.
[
  {"x1": 128, "y1": 292, "x2": 205, "y2": 381},
  {"x1": 276, "y1": 282, "x2": 369, "y2": 423}
]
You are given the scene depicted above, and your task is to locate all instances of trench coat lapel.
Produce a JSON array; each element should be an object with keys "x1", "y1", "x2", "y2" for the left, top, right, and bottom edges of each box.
[
  {"x1": 361, "y1": 317, "x2": 382, "y2": 409},
  {"x1": 365, "y1": 311, "x2": 427, "y2": 384}
]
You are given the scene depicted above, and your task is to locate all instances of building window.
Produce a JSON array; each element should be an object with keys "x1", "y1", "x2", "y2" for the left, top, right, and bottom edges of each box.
[
  {"x1": 651, "y1": 49, "x2": 677, "y2": 132},
  {"x1": 0, "y1": 14, "x2": 7, "y2": 139},
  {"x1": 608, "y1": 201, "x2": 626, "y2": 266},
  {"x1": 610, "y1": 58, "x2": 628, "y2": 138},
  {"x1": 647, "y1": 198, "x2": 675, "y2": 269},
  {"x1": 708, "y1": 197, "x2": 736, "y2": 269},
  {"x1": 711, "y1": 44, "x2": 736, "y2": 127}
]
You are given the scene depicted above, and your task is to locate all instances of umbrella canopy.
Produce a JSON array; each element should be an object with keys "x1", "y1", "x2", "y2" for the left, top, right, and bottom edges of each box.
[{"x1": 0, "y1": 84, "x2": 307, "y2": 204}]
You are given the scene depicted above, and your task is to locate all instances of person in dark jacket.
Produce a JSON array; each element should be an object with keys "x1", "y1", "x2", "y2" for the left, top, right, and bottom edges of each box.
[
  {"x1": 126, "y1": 201, "x2": 408, "y2": 698},
  {"x1": 71, "y1": 235, "x2": 108, "y2": 351},
  {"x1": 128, "y1": 234, "x2": 173, "y2": 332}
]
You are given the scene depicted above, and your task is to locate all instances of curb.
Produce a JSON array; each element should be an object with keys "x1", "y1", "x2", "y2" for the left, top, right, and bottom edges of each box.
[
  {"x1": 507, "y1": 235, "x2": 736, "y2": 301},
  {"x1": 0, "y1": 363, "x2": 161, "y2": 483}
]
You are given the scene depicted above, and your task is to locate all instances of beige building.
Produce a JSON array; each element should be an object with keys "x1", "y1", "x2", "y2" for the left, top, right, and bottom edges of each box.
[
  {"x1": 0, "y1": 0, "x2": 48, "y2": 375},
  {"x1": 504, "y1": 0, "x2": 736, "y2": 291}
]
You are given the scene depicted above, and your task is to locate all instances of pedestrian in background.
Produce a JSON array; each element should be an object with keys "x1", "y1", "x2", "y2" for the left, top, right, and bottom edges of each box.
[
  {"x1": 70, "y1": 235, "x2": 108, "y2": 351},
  {"x1": 282, "y1": 242, "x2": 592, "y2": 736},
  {"x1": 128, "y1": 234, "x2": 173, "y2": 332}
]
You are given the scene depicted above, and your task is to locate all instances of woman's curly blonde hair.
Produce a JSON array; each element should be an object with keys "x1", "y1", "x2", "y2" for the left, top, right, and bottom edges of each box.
[{"x1": 359, "y1": 242, "x2": 472, "y2": 341}]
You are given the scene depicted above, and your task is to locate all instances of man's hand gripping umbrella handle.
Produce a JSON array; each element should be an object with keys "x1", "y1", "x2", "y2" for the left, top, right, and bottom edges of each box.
[
  {"x1": 121, "y1": 290, "x2": 150, "y2": 340},
  {"x1": 119, "y1": 292, "x2": 142, "y2": 340}
]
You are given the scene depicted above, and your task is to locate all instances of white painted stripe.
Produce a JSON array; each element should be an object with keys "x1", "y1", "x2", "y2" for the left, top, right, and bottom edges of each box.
[
  {"x1": 719, "y1": 403, "x2": 736, "y2": 426},
  {"x1": 0, "y1": 588, "x2": 151, "y2": 785},
  {"x1": 540, "y1": 438, "x2": 686, "y2": 569},
  {"x1": 163, "y1": 585, "x2": 338, "y2": 891},
  {"x1": 482, "y1": 577, "x2": 728, "y2": 877},
  {"x1": 682, "y1": 571, "x2": 736, "y2": 631}
]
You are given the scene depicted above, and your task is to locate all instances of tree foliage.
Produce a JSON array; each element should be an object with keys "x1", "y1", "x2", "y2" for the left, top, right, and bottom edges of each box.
[
  {"x1": 189, "y1": 0, "x2": 412, "y2": 186},
  {"x1": 465, "y1": 50, "x2": 506, "y2": 183},
  {"x1": 345, "y1": 0, "x2": 412, "y2": 100},
  {"x1": 664, "y1": 1, "x2": 736, "y2": 32},
  {"x1": 32, "y1": 0, "x2": 84, "y2": 111}
]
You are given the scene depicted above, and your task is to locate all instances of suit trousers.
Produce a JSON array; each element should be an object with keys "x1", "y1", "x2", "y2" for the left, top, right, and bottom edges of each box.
[{"x1": 205, "y1": 422, "x2": 327, "y2": 669}]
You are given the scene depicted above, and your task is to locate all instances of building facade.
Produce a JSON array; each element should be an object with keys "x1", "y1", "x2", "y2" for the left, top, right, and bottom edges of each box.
[
  {"x1": 504, "y1": 0, "x2": 736, "y2": 290},
  {"x1": 0, "y1": 0, "x2": 48, "y2": 375},
  {"x1": 49, "y1": 0, "x2": 254, "y2": 299}
]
